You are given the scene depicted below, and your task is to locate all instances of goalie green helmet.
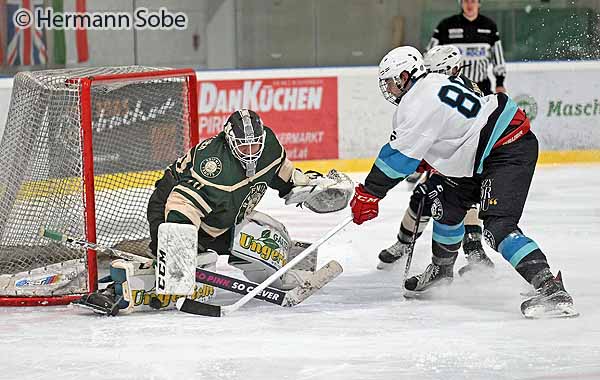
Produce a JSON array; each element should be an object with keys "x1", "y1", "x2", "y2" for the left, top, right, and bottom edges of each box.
[{"x1": 224, "y1": 109, "x2": 266, "y2": 177}]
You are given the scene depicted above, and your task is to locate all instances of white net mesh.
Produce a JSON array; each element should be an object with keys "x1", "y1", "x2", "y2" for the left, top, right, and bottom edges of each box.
[{"x1": 0, "y1": 66, "x2": 194, "y2": 298}]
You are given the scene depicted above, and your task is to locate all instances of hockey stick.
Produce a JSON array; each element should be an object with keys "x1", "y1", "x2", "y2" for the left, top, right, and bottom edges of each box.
[
  {"x1": 176, "y1": 215, "x2": 353, "y2": 317},
  {"x1": 403, "y1": 171, "x2": 431, "y2": 279},
  {"x1": 403, "y1": 197, "x2": 425, "y2": 279},
  {"x1": 39, "y1": 227, "x2": 154, "y2": 266},
  {"x1": 39, "y1": 227, "x2": 339, "y2": 308}
]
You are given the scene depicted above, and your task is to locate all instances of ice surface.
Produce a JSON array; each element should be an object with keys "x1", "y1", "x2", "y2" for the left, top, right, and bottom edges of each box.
[{"x1": 1, "y1": 165, "x2": 599, "y2": 380}]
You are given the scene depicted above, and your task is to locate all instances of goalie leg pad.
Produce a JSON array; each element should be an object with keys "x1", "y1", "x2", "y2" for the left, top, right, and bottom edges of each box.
[
  {"x1": 230, "y1": 211, "x2": 317, "y2": 290},
  {"x1": 110, "y1": 259, "x2": 215, "y2": 313},
  {"x1": 156, "y1": 223, "x2": 197, "y2": 295}
]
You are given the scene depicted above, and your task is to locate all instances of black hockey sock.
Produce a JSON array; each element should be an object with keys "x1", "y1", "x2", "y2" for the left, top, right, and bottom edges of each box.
[
  {"x1": 464, "y1": 224, "x2": 482, "y2": 241},
  {"x1": 432, "y1": 240, "x2": 460, "y2": 266},
  {"x1": 515, "y1": 249, "x2": 552, "y2": 288}
]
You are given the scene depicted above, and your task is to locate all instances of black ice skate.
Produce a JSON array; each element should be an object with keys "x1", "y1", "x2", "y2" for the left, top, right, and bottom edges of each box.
[
  {"x1": 521, "y1": 271, "x2": 579, "y2": 319},
  {"x1": 71, "y1": 284, "x2": 122, "y2": 316},
  {"x1": 404, "y1": 263, "x2": 453, "y2": 298},
  {"x1": 377, "y1": 240, "x2": 411, "y2": 270},
  {"x1": 458, "y1": 236, "x2": 494, "y2": 276}
]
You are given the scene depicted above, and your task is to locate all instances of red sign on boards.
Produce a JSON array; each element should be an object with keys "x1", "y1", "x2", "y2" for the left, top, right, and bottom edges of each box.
[{"x1": 197, "y1": 77, "x2": 338, "y2": 160}]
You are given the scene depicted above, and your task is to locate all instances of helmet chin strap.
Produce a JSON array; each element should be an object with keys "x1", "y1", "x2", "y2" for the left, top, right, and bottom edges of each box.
[
  {"x1": 245, "y1": 161, "x2": 256, "y2": 177},
  {"x1": 396, "y1": 72, "x2": 427, "y2": 102},
  {"x1": 394, "y1": 76, "x2": 412, "y2": 103}
]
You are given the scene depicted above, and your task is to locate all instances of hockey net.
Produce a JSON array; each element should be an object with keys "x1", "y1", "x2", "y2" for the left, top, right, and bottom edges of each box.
[{"x1": 0, "y1": 66, "x2": 198, "y2": 306}]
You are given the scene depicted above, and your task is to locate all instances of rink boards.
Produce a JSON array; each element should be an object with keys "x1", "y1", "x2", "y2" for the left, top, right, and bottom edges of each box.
[{"x1": 1, "y1": 61, "x2": 600, "y2": 171}]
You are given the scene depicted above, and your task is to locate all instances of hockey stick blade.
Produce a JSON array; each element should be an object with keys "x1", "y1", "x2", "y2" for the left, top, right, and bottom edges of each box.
[
  {"x1": 176, "y1": 297, "x2": 222, "y2": 317},
  {"x1": 177, "y1": 259, "x2": 344, "y2": 317},
  {"x1": 281, "y1": 260, "x2": 343, "y2": 307}
]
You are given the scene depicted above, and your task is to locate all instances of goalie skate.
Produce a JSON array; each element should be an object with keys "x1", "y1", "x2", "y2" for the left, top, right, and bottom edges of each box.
[
  {"x1": 520, "y1": 271, "x2": 579, "y2": 319},
  {"x1": 72, "y1": 287, "x2": 122, "y2": 316}
]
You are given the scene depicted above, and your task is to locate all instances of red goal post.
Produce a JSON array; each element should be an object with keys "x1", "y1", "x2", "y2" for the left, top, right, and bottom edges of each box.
[{"x1": 0, "y1": 67, "x2": 199, "y2": 306}]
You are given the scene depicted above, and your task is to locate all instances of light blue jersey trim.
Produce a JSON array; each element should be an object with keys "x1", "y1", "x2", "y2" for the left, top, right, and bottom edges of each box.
[
  {"x1": 374, "y1": 143, "x2": 420, "y2": 179},
  {"x1": 432, "y1": 221, "x2": 465, "y2": 245},
  {"x1": 476, "y1": 98, "x2": 518, "y2": 174}
]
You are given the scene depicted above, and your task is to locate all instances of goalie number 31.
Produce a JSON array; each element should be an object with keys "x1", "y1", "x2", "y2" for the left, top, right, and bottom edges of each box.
[{"x1": 438, "y1": 85, "x2": 481, "y2": 119}]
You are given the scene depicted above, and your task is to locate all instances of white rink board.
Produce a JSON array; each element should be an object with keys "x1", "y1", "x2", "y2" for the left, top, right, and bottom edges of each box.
[
  {"x1": 2, "y1": 61, "x2": 600, "y2": 160},
  {"x1": 506, "y1": 61, "x2": 600, "y2": 150},
  {"x1": 0, "y1": 164, "x2": 599, "y2": 380}
]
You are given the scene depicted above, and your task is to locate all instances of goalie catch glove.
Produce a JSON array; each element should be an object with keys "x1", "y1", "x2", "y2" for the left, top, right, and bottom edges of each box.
[{"x1": 283, "y1": 169, "x2": 354, "y2": 213}]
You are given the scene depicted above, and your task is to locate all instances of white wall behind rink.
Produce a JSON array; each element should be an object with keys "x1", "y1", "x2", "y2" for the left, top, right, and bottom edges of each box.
[{"x1": 1, "y1": 61, "x2": 599, "y2": 159}]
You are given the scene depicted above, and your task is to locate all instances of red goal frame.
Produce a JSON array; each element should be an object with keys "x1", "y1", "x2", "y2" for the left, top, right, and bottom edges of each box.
[{"x1": 0, "y1": 68, "x2": 199, "y2": 306}]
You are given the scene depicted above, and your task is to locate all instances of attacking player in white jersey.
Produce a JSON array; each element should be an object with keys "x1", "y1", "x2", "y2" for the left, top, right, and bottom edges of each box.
[
  {"x1": 350, "y1": 46, "x2": 577, "y2": 318},
  {"x1": 377, "y1": 45, "x2": 494, "y2": 275}
]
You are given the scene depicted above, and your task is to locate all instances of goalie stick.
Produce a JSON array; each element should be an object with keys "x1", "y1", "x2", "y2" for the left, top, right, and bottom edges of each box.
[
  {"x1": 39, "y1": 228, "x2": 155, "y2": 266},
  {"x1": 176, "y1": 216, "x2": 352, "y2": 317},
  {"x1": 39, "y1": 227, "x2": 342, "y2": 310}
]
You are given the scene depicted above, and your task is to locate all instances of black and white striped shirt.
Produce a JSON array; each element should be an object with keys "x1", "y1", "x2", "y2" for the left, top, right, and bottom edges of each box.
[{"x1": 427, "y1": 13, "x2": 506, "y2": 88}]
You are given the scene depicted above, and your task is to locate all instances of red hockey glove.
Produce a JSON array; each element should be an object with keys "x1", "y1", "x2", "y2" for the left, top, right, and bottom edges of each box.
[{"x1": 350, "y1": 184, "x2": 381, "y2": 225}]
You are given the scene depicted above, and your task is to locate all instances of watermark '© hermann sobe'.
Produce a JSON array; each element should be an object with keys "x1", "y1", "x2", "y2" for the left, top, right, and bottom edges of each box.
[{"x1": 12, "y1": 7, "x2": 188, "y2": 30}]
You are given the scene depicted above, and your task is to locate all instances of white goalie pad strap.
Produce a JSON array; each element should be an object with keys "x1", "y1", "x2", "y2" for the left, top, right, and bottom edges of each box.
[
  {"x1": 284, "y1": 169, "x2": 354, "y2": 213},
  {"x1": 111, "y1": 259, "x2": 154, "y2": 314},
  {"x1": 156, "y1": 223, "x2": 197, "y2": 295}
]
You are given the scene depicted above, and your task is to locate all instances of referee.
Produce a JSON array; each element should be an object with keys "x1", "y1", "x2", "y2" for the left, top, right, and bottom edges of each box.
[{"x1": 426, "y1": 0, "x2": 506, "y2": 95}]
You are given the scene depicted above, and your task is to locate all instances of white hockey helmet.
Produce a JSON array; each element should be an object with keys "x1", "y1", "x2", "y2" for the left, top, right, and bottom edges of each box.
[
  {"x1": 424, "y1": 45, "x2": 462, "y2": 75},
  {"x1": 378, "y1": 46, "x2": 427, "y2": 105}
]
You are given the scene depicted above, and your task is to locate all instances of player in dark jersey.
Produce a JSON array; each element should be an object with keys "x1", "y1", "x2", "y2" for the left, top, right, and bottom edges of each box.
[
  {"x1": 427, "y1": 0, "x2": 506, "y2": 95},
  {"x1": 377, "y1": 45, "x2": 494, "y2": 276},
  {"x1": 78, "y1": 109, "x2": 352, "y2": 315},
  {"x1": 147, "y1": 109, "x2": 297, "y2": 258}
]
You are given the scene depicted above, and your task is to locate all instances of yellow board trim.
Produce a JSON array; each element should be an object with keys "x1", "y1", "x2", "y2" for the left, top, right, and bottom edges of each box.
[
  {"x1": 537, "y1": 150, "x2": 600, "y2": 165},
  {"x1": 14, "y1": 170, "x2": 164, "y2": 199},
  {"x1": 8, "y1": 149, "x2": 600, "y2": 201}
]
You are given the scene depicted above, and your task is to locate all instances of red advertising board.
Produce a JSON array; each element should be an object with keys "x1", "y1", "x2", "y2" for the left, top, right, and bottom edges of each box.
[{"x1": 197, "y1": 77, "x2": 338, "y2": 160}]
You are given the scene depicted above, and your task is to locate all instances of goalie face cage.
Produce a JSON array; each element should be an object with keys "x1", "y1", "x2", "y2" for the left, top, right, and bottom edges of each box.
[{"x1": 0, "y1": 67, "x2": 199, "y2": 306}]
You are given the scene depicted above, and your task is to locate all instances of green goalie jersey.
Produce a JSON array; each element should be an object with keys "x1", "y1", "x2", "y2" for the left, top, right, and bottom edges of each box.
[{"x1": 164, "y1": 126, "x2": 295, "y2": 237}]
